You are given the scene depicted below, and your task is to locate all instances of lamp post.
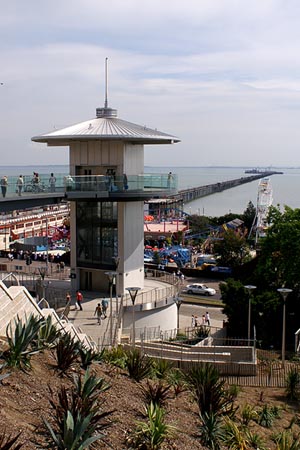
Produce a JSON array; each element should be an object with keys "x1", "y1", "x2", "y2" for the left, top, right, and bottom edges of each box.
[
  {"x1": 105, "y1": 271, "x2": 118, "y2": 347},
  {"x1": 173, "y1": 296, "x2": 183, "y2": 330},
  {"x1": 277, "y1": 287, "x2": 293, "y2": 367},
  {"x1": 126, "y1": 287, "x2": 141, "y2": 348},
  {"x1": 244, "y1": 285, "x2": 257, "y2": 342}
]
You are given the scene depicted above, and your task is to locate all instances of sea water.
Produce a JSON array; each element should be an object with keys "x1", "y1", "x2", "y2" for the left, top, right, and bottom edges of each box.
[{"x1": 1, "y1": 165, "x2": 299, "y2": 217}]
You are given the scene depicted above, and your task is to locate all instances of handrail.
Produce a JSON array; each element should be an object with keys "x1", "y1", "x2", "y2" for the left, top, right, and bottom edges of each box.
[
  {"x1": 1, "y1": 272, "x2": 20, "y2": 286},
  {"x1": 37, "y1": 297, "x2": 50, "y2": 309}
]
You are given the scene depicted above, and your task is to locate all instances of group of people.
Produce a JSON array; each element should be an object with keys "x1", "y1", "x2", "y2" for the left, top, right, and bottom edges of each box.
[
  {"x1": 0, "y1": 172, "x2": 57, "y2": 198},
  {"x1": 65, "y1": 291, "x2": 109, "y2": 325},
  {"x1": 191, "y1": 311, "x2": 210, "y2": 327}
]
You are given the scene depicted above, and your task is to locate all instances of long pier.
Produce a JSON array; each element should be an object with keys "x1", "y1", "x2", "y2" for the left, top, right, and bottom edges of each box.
[{"x1": 171, "y1": 171, "x2": 280, "y2": 204}]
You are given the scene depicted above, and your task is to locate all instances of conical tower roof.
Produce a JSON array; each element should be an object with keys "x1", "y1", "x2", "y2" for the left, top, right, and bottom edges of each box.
[{"x1": 32, "y1": 104, "x2": 180, "y2": 145}]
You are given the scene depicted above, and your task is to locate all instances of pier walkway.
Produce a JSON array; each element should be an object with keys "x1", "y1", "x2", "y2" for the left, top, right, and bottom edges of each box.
[{"x1": 171, "y1": 171, "x2": 280, "y2": 204}]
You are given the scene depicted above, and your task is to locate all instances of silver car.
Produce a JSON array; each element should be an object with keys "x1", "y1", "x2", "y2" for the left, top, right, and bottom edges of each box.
[{"x1": 185, "y1": 283, "x2": 216, "y2": 296}]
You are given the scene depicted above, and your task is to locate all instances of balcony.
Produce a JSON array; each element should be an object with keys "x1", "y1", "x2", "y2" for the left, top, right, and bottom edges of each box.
[{"x1": 65, "y1": 174, "x2": 178, "y2": 201}]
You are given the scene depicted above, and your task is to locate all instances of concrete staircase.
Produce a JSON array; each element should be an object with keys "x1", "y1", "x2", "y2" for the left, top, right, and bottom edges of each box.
[{"x1": 0, "y1": 278, "x2": 95, "y2": 350}]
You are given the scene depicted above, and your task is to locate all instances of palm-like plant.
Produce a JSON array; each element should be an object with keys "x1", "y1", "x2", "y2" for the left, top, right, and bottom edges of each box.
[
  {"x1": 198, "y1": 412, "x2": 223, "y2": 450},
  {"x1": 103, "y1": 345, "x2": 127, "y2": 368},
  {"x1": 285, "y1": 368, "x2": 300, "y2": 401},
  {"x1": 151, "y1": 358, "x2": 173, "y2": 380},
  {"x1": 53, "y1": 333, "x2": 81, "y2": 373},
  {"x1": 125, "y1": 349, "x2": 153, "y2": 382},
  {"x1": 167, "y1": 368, "x2": 187, "y2": 398},
  {"x1": 140, "y1": 379, "x2": 172, "y2": 408},
  {"x1": 126, "y1": 402, "x2": 176, "y2": 450},
  {"x1": 185, "y1": 363, "x2": 235, "y2": 417},
  {"x1": 78, "y1": 347, "x2": 104, "y2": 370},
  {"x1": 2, "y1": 314, "x2": 44, "y2": 369},
  {"x1": 45, "y1": 370, "x2": 112, "y2": 448}
]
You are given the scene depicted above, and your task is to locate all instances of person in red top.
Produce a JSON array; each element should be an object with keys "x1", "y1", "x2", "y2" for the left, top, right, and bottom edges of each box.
[{"x1": 76, "y1": 290, "x2": 83, "y2": 311}]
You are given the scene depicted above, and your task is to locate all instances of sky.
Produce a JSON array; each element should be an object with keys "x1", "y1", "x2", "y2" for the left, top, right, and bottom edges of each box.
[{"x1": 1, "y1": 0, "x2": 300, "y2": 167}]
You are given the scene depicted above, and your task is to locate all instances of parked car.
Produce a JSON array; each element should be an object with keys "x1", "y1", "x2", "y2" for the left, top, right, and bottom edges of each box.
[{"x1": 185, "y1": 283, "x2": 216, "y2": 296}]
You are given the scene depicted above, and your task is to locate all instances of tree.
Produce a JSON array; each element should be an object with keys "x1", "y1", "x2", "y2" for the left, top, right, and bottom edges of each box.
[
  {"x1": 242, "y1": 201, "x2": 256, "y2": 233},
  {"x1": 255, "y1": 205, "x2": 300, "y2": 291},
  {"x1": 212, "y1": 229, "x2": 250, "y2": 268}
]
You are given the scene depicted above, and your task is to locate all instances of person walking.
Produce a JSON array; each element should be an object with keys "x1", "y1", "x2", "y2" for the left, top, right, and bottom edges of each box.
[
  {"x1": 94, "y1": 303, "x2": 102, "y2": 325},
  {"x1": 65, "y1": 292, "x2": 71, "y2": 305},
  {"x1": 101, "y1": 298, "x2": 108, "y2": 318},
  {"x1": 49, "y1": 173, "x2": 56, "y2": 192},
  {"x1": 205, "y1": 311, "x2": 210, "y2": 326},
  {"x1": 16, "y1": 175, "x2": 24, "y2": 196},
  {"x1": 76, "y1": 290, "x2": 83, "y2": 311},
  {"x1": 1, "y1": 176, "x2": 8, "y2": 198}
]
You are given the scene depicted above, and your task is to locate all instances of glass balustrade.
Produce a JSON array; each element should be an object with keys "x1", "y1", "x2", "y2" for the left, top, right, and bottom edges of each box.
[{"x1": 0, "y1": 173, "x2": 178, "y2": 200}]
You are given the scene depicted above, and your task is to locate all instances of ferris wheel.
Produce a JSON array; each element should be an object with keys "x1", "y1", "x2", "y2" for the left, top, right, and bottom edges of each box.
[{"x1": 249, "y1": 177, "x2": 273, "y2": 243}]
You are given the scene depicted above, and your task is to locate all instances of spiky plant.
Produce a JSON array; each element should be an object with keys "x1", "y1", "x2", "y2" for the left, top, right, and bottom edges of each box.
[
  {"x1": 221, "y1": 417, "x2": 250, "y2": 450},
  {"x1": 167, "y1": 368, "x2": 187, "y2": 398},
  {"x1": 2, "y1": 314, "x2": 44, "y2": 369},
  {"x1": 240, "y1": 403, "x2": 258, "y2": 426},
  {"x1": 285, "y1": 368, "x2": 300, "y2": 401},
  {"x1": 198, "y1": 412, "x2": 223, "y2": 450},
  {"x1": 46, "y1": 370, "x2": 112, "y2": 448},
  {"x1": 78, "y1": 347, "x2": 104, "y2": 370},
  {"x1": 125, "y1": 402, "x2": 176, "y2": 450},
  {"x1": 151, "y1": 358, "x2": 173, "y2": 380},
  {"x1": 256, "y1": 404, "x2": 277, "y2": 428},
  {"x1": 272, "y1": 430, "x2": 300, "y2": 450},
  {"x1": 53, "y1": 333, "x2": 81, "y2": 374},
  {"x1": 245, "y1": 429, "x2": 267, "y2": 450},
  {"x1": 185, "y1": 363, "x2": 235, "y2": 417},
  {"x1": 140, "y1": 379, "x2": 172, "y2": 408},
  {"x1": 102, "y1": 345, "x2": 127, "y2": 368},
  {"x1": 0, "y1": 430, "x2": 23, "y2": 449},
  {"x1": 44, "y1": 410, "x2": 103, "y2": 450},
  {"x1": 125, "y1": 349, "x2": 153, "y2": 382},
  {"x1": 36, "y1": 315, "x2": 61, "y2": 349}
]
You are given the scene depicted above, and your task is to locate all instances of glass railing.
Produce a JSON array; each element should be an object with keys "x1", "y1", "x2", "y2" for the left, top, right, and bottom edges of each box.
[{"x1": 0, "y1": 173, "x2": 178, "y2": 200}]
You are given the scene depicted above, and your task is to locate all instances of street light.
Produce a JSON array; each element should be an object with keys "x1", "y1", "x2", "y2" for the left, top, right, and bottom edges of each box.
[
  {"x1": 277, "y1": 287, "x2": 293, "y2": 367},
  {"x1": 173, "y1": 296, "x2": 183, "y2": 330},
  {"x1": 244, "y1": 285, "x2": 257, "y2": 342},
  {"x1": 126, "y1": 287, "x2": 141, "y2": 348},
  {"x1": 105, "y1": 271, "x2": 118, "y2": 347}
]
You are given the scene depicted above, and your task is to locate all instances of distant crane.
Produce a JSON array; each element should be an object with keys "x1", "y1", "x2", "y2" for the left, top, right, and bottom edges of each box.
[{"x1": 249, "y1": 177, "x2": 273, "y2": 244}]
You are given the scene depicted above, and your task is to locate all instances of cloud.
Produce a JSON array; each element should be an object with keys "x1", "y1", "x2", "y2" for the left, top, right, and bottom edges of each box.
[{"x1": 1, "y1": 0, "x2": 300, "y2": 165}]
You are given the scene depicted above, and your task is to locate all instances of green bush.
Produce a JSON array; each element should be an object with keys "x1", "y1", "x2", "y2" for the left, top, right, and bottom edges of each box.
[
  {"x1": 151, "y1": 358, "x2": 173, "y2": 380},
  {"x1": 103, "y1": 345, "x2": 127, "y2": 369},
  {"x1": 285, "y1": 367, "x2": 300, "y2": 401},
  {"x1": 198, "y1": 412, "x2": 223, "y2": 450},
  {"x1": 79, "y1": 347, "x2": 104, "y2": 370},
  {"x1": 125, "y1": 349, "x2": 153, "y2": 382}
]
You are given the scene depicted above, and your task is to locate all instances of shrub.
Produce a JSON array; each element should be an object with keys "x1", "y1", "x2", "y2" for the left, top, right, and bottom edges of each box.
[
  {"x1": 285, "y1": 367, "x2": 300, "y2": 401},
  {"x1": 125, "y1": 402, "x2": 176, "y2": 449},
  {"x1": 35, "y1": 315, "x2": 61, "y2": 349},
  {"x1": 221, "y1": 417, "x2": 250, "y2": 449},
  {"x1": 53, "y1": 333, "x2": 81, "y2": 373},
  {"x1": 125, "y1": 349, "x2": 153, "y2": 382},
  {"x1": 256, "y1": 404, "x2": 278, "y2": 428},
  {"x1": 185, "y1": 363, "x2": 235, "y2": 417},
  {"x1": 198, "y1": 412, "x2": 223, "y2": 450},
  {"x1": 140, "y1": 379, "x2": 172, "y2": 408},
  {"x1": 167, "y1": 368, "x2": 187, "y2": 398},
  {"x1": 245, "y1": 430, "x2": 267, "y2": 450},
  {"x1": 103, "y1": 345, "x2": 127, "y2": 369},
  {"x1": 79, "y1": 347, "x2": 104, "y2": 370},
  {"x1": 272, "y1": 430, "x2": 300, "y2": 449},
  {"x1": 240, "y1": 403, "x2": 257, "y2": 426},
  {"x1": 151, "y1": 358, "x2": 173, "y2": 380}
]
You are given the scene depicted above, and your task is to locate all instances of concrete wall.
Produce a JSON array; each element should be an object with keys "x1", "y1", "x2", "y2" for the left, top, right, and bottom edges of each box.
[{"x1": 123, "y1": 302, "x2": 177, "y2": 333}]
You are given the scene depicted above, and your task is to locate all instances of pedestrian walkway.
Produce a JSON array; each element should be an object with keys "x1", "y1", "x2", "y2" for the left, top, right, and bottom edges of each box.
[{"x1": 66, "y1": 278, "x2": 177, "y2": 349}]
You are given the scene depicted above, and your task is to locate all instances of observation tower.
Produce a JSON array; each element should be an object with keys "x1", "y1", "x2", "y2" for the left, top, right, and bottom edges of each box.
[{"x1": 32, "y1": 67, "x2": 180, "y2": 293}]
